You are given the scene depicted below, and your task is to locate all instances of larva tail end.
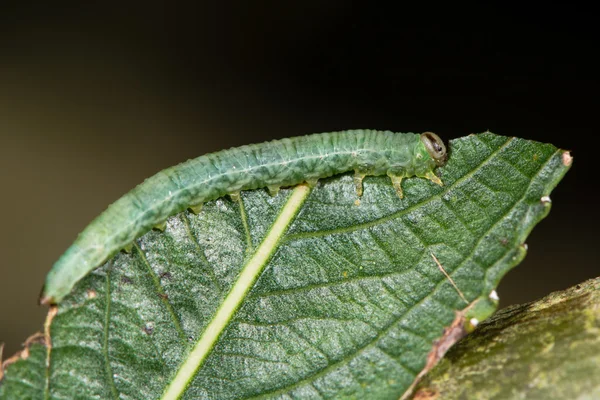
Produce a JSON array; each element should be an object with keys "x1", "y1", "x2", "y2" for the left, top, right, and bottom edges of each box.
[
  {"x1": 38, "y1": 286, "x2": 55, "y2": 306},
  {"x1": 39, "y1": 296, "x2": 54, "y2": 306}
]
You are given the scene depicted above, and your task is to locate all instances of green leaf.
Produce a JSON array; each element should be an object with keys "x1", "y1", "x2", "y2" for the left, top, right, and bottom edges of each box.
[
  {"x1": 0, "y1": 342, "x2": 47, "y2": 399},
  {"x1": 0, "y1": 132, "x2": 571, "y2": 399},
  {"x1": 413, "y1": 277, "x2": 600, "y2": 399}
]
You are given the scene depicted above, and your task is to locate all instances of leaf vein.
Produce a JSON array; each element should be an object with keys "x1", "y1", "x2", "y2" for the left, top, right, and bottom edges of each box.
[
  {"x1": 133, "y1": 242, "x2": 187, "y2": 342},
  {"x1": 103, "y1": 272, "x2": 119, "y2": 400},
  {"x1": 374, "y1": 345, "x2": 419, "y2": 375},
  {"x1": 248, "y1": 268, "x2": 422, "y2": 300},
  {"x1": 181, "y1": 213, "x2": 222, "y2": 295},
  {"x1": 451, "y1": 149, "x2": 560, "y2": 293},
  {"x1": 237, "y1": 194, "x2": 254, "y2": 253}
]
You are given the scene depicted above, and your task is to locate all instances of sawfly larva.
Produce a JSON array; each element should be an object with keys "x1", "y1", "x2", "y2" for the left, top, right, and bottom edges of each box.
[{"x1": 40, "y1": 130, "x2": 447, "y2": 304}]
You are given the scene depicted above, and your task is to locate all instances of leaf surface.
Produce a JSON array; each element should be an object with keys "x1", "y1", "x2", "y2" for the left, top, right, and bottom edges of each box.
[{"x1": 0, "y1": 133, "x2": 571, "y2": 399}]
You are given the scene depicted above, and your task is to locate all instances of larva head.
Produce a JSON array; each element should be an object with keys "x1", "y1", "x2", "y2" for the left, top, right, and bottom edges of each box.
[{"x1": 420, "y1": 132, "x2": 447, "y2": 167}]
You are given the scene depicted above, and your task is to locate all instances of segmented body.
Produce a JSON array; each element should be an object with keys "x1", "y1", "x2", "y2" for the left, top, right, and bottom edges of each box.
[{"x1": 41, "y1": 130, "x2": 447, "y2": 304}]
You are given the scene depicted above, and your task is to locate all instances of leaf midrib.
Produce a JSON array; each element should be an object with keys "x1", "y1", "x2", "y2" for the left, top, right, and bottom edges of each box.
[
  {"x1": 160, "y1": 184, "x2": 312, "y2": 400},
  {"x1": 181, "y1": 136, "x2": 517, "y2": 400}
]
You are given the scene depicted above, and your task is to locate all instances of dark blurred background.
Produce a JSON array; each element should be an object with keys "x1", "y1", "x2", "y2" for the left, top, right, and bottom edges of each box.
[{"x1": 1, "y1": 2, "x2": 598, "y2": 356}]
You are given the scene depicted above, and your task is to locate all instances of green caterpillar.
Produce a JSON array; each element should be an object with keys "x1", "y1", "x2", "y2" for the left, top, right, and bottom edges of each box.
[{"x1": 40, "y1": 130, "x2": 447, "y2": 305}]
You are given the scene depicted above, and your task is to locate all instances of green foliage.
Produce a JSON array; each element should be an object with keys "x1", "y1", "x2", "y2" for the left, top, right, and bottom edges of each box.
[{"x1": 0, "y1": 133, "x2": 571, "y2": 399}]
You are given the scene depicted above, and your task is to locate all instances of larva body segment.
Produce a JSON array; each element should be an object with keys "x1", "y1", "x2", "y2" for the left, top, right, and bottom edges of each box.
[{"x1": 40, "y1": 130, "x2": 446, "y2": 304}]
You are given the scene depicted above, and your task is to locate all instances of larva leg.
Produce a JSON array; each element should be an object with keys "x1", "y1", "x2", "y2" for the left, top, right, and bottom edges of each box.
[
  {"x1": 425, "y1": 171, "x2": 443, "y2": 186},
  {"x1": 353, "y1": 171, "x2": 366, "y2": 197},
  {"x1": 153, "y1": 221, "x2": 167, "y2": 231},
  {"x1": 122, "y1": 243, "x2": 133, "y2": 253},
  {"x1": 229, "y1": 192, "x2": 241, "y2": 202},
  {"x1": 267, "y1": 185, "x2": 280, "y2": 197},
  {"x1": 387, "y1": 173, "x2": 405, "y2": 199},
  {"x1": 305, "y1": 178, "x2": 319, "y2": 188},
  {"x1": 188, "y1": 203, "x2": 203, "y2": 214}
]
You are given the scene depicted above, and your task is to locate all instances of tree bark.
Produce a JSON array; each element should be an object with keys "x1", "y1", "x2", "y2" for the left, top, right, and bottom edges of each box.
[{"x1": 413, "y1": 277, "x2": 600, "y2": 399}]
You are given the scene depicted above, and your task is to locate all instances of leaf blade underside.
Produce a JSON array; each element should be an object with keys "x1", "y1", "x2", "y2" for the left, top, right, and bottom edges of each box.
[{"x1": 0, "y1": 132, "x2": 571, "y2": 400}]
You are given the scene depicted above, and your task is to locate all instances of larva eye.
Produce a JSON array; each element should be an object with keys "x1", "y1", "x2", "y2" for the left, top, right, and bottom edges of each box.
[{"x1": 421, "y1": 132, "x2": 447, "y2": 166}]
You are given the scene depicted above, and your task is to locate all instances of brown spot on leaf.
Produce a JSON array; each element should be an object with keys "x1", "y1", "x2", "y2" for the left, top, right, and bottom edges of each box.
[
  {"x1": 143, "y1": 323, "x2": 155, "y2": 335},
  {"x1": 159, "y1": 271, "x2": 172, "y2": 280}
]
